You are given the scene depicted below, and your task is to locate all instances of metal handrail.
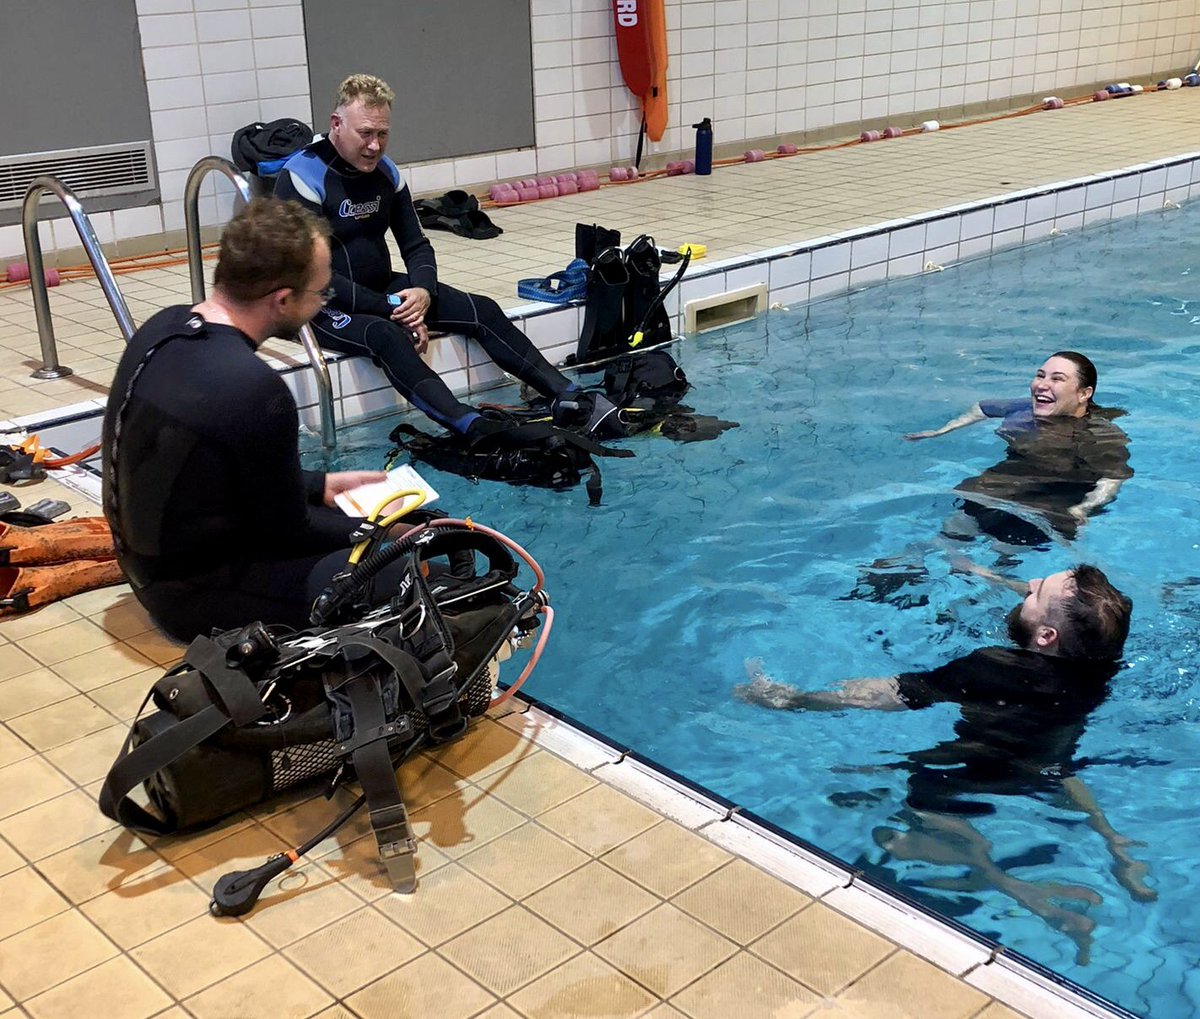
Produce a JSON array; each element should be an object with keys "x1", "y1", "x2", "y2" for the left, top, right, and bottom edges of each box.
[
  {"x1": 21, "y1": 176, "x2": 136, "y2": 379},
  {"x1": 183, "y1": 156, "x2": 337, "y2": 451}
]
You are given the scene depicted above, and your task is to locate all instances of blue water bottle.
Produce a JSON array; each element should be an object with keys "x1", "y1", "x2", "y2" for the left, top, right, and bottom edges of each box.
[{"x1": 693, "y1": 118, "x2": 713, "y2": 176}]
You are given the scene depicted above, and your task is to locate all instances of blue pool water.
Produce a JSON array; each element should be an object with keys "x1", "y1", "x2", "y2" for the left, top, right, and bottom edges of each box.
[{"x1": 313, "y1": 205, "x2": 1200, "y2": 1018}]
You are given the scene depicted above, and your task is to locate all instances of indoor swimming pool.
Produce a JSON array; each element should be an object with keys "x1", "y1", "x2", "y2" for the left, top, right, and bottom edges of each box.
[{"x1": 313, "y1": 201, "x2": 1200, "y2": 1019}]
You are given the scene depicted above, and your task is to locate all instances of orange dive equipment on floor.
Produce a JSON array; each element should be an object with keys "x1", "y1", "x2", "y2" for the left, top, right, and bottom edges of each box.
[
  {"x1": 0, "y1": 517, "x2": 123, "y2": 616},
  {"x1": 613, "y1": 0, "x2": 669, "y2": 143}
]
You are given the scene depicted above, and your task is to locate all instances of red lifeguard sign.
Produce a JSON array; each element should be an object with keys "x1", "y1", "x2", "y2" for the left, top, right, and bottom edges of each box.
[{"x1": 612, "y1": 0, "x2": 668, "y2": 142}]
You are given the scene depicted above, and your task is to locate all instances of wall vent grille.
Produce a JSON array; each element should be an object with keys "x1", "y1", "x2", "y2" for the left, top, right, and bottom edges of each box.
[{"x1": 0, "y1": 141, "x2": 154, "y2": 209}]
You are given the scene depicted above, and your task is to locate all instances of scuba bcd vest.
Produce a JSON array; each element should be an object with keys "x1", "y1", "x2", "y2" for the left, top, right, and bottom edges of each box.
[
  {"x1": 386, "y1": 415, "x2": 634, "y2": 506},
  {"x1": 98, "y1": 519, "x2": 548, "y2": 914},
  {"x1": 574, "y1": 233, "x2": 690, "y2": 366}
]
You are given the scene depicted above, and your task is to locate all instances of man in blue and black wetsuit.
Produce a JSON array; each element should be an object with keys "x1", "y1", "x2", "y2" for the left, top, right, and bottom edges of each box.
[
  {"x1": 102, "y1": 198, "x2": 402, "y2": 641},
  {"x1": 273, "y1": 72, "x2": 583, "y2": 438}
]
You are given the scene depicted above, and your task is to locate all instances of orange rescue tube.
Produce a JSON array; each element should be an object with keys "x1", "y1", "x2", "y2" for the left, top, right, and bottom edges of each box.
[{"x1": 613, "y1": 0, "x2": 669, "y2": 142}]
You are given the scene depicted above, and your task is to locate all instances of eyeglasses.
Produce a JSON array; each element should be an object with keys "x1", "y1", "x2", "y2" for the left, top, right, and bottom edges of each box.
[{"x1": 300, "y1": 286, "x2": 337, "y2": 306}]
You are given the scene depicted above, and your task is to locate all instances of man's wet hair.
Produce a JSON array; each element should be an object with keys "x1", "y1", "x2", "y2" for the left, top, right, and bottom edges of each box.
[
  {"x1": 335, "y1": 73, "x2": 394, "y2": 110},
  {"x1": 213, "y1": 198, "x2": 329, "y2": 304},
  {"x1": 1053, "y1": 564, "x2": 1132, "y2": 660}
]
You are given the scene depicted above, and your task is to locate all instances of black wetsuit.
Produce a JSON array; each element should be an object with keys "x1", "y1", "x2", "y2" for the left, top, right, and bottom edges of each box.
[
  {"x1": 102, "y1": 307, "x2": 362, "y2": 640},
  {"x1": 273, "y1": 139, "x2": 570, "y2": 432},
  {"x1": 893, "y1": 646, "x2": 1116, "y2": 815},
  {"x1": 956, "y1": 399, "x2": 1133, "y2": 543}
]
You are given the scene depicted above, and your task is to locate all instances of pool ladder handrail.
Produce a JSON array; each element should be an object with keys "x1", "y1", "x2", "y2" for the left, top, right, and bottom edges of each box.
[
  {"x1": 21, "y1": 175, "x2": 136, "y2": 379},
  {"x1": 183, "y1": 156, "x2": 337, "y2": 451}
]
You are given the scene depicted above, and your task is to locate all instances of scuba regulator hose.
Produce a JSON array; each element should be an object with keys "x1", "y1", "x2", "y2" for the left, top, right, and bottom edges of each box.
[{"x1": 311, "y1": 516, "x2": 546, "y2": 627}]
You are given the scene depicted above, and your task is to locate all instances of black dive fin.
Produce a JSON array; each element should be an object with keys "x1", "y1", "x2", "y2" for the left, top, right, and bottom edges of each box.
[
  {"x1": 575, "y1": 223, "x2": 621, "y2": 266},
  {"x1": 623, "y1": 235, "x2": 672, "y2": 349},
  {"x1": 576, "y1": 247, "x2": 629, "y2": 364}
]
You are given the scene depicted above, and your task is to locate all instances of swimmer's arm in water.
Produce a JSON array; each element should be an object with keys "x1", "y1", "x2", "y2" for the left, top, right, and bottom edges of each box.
[
  {"x1": 735, "y1": 675, "x2": 908, "y2": 712},
  {"x1": 949, "y1": 557, "x2": 1029, "y2": 595},
  {"x1": 1068, "y1": 476, "x2": 1125, "y2": 524},
  {"x1": 903, "y1": 403, "x2": 986, "y2": 441}
]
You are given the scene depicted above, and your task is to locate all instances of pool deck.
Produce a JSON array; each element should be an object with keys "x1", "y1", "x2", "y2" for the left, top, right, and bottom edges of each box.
[{"x1": 4, "y1": 89, "x2": 1198, "y2": 1019}]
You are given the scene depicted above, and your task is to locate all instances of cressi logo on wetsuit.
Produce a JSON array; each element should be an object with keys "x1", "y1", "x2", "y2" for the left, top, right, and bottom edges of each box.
[{"x1": 338, "y1": 196, "x2": 382, "y2": 219}]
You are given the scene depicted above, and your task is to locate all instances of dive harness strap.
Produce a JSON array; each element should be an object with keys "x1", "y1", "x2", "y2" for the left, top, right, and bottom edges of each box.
[
  {"x1": 331, "y1": 648, "x2": 422, "y2": 892},
  {"x1": 98, "y1": 636, "x2": 270, "y2": 834}
]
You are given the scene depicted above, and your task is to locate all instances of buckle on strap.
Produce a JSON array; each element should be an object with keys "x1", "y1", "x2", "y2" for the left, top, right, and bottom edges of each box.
[{"x1": 373, "y1": 805, "x2": 418, "y2": 893}]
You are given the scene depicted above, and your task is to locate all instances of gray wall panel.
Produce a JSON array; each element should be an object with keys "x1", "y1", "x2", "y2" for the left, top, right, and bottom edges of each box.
[
  {"x1": 303, "y1": 0, "x2": 534, "y2": 164},
  {"x1": 0, "y1": 0, "x2": 153, "y2": 156}
]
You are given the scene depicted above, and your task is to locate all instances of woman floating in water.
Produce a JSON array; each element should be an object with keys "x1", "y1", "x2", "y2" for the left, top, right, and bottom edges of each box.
[{"x1": 906, "y1": 351, "x2": 1132, "y2": 544}]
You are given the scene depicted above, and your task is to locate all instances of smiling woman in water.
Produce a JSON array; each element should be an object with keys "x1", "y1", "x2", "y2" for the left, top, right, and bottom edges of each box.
[{"x1": 903, "y1": 351, "x2": 1132, "y2": 543}]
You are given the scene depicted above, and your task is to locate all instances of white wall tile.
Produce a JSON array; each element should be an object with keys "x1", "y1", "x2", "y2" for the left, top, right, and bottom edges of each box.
[
  {"x1": 200, "y1": 40, "x2": 255, "y2": 75},
  {"x1": 256, "y1": 66, "x2": 309, "y2": 99},
  {"x1": 139, "y1": 13, "x2": 198, "y2": 47},
  {"x1": 147, "y1": 76, "x2": 206, "y2": 112},
  {"x1": 154, "y1": 136, "x2": 216, "y2": 173},
  {"x1": 249, "y1": 4, "x2": 304, "y2": 37},
  {"x1": 203, "y1": 69, "x2": 257, "y2": 104},
  {"x1": 260, "y1": 96, "x2": 311, "y2": 122},
  {"x1": 195, "y1": 8, "x2": 252, "y2": 43},
  {"x1": 851, "y1": 232, "x2": 890, "y2": 267},
  {"x1": 152, "y1": 106, "x2": 211, "y2": 142},
  {"x1": 113, "y1": 205, "x2": 166, "y2": 244},
  {"x1": 1084, "y1": 179, "x2": 1115, "y2": 208},
  {"x1": 1055, "y1": 186, "x2": 1086, "y2": 216},
  {"x1": 768, "y1": 251, "x2": 811, "y2": 290},
  {"x1": 137, "y1": 0, "x2": 192, "y2": 13},
  {"x1": 452, "y1": 154, "x2": 499, "y2": 186},
  {"x1": 142, "y1": 45, "x2": 202, "y2": 80},
  {"x1": 408, "y1": 162, "x2": 459, "y2": 195},
  {"x1": 495, "y1": 149, "x2": 539, "y2": 180},
  {"x1": 809, "y1": 270, "x2": 850, "y2": 299},
  {"x1": 253, "y1": 34, "x2": 307, "y2": 67},
  {"x1": 1112, "y1": 174, "x2": 1140, "y2": 202},
  {"x1": 207, "y1": 99, "x2": 263, "y2": 135},
  {"x1": 0, "y1": 224, "x2": 25, "y2": 261}
]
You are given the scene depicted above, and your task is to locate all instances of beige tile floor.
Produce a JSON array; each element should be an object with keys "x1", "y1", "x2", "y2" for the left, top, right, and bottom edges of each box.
[{"x1": 4, "y1": 89, "x2": 1200, "y2": 1019}]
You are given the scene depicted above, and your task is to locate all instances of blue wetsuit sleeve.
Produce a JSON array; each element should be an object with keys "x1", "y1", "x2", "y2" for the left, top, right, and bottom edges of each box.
[
  {"x1": 979, "y1": 397, "x2": 1026, "y2": 418},
  {"x1": 390, "y1": 180, "x2": 439, "y2": 298},
  {"x1": 274, "y1": 161, "x2": 393, "y2": 318}
]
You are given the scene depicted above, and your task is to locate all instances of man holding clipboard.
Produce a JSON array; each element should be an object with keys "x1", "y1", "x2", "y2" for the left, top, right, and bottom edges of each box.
[{"x1": 102, "y1": 199, "x2": 429, "y2": 640}]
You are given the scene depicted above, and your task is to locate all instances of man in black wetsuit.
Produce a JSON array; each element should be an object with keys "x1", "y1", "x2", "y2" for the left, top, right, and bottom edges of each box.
[
  {"x1": 273, "y1": 72, "x2": 591, "y2": 438},
  {"x1": 736, "y1": 564, "x2": 1153, "y2": 961},
  {"x1": 102, "y1": 198, "x2": 398, "y2": 641}
]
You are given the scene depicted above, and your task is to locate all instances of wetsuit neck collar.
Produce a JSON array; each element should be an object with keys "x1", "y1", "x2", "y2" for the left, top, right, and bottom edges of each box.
[
  {"x1": 314, "y1": 136, "x2": 367, "y2": 178},
  {"x1": 188, "y1": 303, "x2": 266, "y2": 350}
]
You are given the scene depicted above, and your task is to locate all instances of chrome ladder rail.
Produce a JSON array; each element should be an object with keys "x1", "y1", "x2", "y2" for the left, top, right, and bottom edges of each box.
[
  {"x1": 21, "y1": 176, "x2": 137, "y2": 379},
  {"x1": 183, "y1": 156, "x2": 337, "y2": 451}
]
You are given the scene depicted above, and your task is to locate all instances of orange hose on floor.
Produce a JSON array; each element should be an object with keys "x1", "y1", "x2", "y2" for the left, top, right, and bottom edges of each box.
[{"x1": 42, "y1": 442, "x2": 102, "y2": 468}]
